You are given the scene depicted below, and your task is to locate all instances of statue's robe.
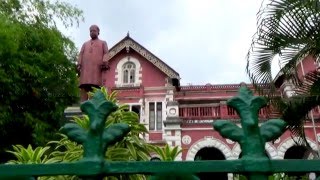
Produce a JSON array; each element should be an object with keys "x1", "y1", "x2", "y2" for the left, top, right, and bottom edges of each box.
[{"x1": 78, "y1": 38, "x2": 108, "y2": 87}]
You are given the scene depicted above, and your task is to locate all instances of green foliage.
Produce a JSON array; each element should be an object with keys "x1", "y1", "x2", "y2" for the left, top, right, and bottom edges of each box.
[
  {"x1": 274, "y1": 94, "x2": 320, "y2": 144},
  {"x1": 5, "y1": 144, "x2": 79, "y2": 180},
  {"x1": 147, "y1": 144, "x2": 186, "y2": 180},
  {"x1": 234, "y1": 173, "x2": 310, "y2": 180},
  {"x1": 233, "y1": 174, "x2": 248, "y2": 180},
  {"x1": 48, "y1": 134, "x2": 83, "y2": 162},
  {"x1": 149, "y1": 144, "x2": 182, "y2": 161},
  {"x1": 246, "y1": 0, "x2": 320, "y2": 90},
  {"x1": 0, "y1": 0, "x2": 84, "y2": 28},
  {"x1": 0, "y1": 0, "x2": 84, "y2": 162},
  {"x1": 6, "y1": 144, "x2": 57, "y2": 164}
]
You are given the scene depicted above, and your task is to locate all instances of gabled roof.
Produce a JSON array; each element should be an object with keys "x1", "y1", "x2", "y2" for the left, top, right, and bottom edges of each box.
[{"x1": 107, "y1": 34, "x2": 180, "y2": 79}]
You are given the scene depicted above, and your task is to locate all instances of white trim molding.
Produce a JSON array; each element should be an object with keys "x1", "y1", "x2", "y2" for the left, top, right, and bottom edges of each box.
[
  {"x1": 108, "y1": 37, "x2": 180, "y2": 79},
  {"x1": 232, "y1": 143, "x2": 277, "y2": 159},
  {"x1": 185, "y1": 136, "x2": 233, "y2": 161},
  {"x1": 277, "y1": 137, "x2": 318, "y2": 159}
]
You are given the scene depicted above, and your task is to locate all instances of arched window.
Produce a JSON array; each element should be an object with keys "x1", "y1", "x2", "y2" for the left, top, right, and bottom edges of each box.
[
  {"x1": 122, "y1": 62, "x2": 136, "y2": 84},
  {"x1": 115, "y1": 57, "x2": 141, "y2": 87}
]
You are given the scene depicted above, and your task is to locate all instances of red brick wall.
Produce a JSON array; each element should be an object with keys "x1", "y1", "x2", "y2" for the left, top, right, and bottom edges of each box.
[{"x1": 149, "y1": 132, "x2": 163, "y2": 141}]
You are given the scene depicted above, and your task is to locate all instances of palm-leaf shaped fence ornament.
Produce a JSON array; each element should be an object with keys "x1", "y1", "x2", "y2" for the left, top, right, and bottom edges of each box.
[
  {"x1": 213, "y1": 86, "x2": 287, "y2": 179},
  {"x1": 61, "y1": 91, "x2": 131, "y2": 179}
]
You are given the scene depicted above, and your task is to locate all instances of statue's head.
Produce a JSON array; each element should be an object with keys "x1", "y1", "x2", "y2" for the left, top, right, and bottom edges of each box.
[{"x1": 89, "y1": 25, "x2": 100, "y2": 39}]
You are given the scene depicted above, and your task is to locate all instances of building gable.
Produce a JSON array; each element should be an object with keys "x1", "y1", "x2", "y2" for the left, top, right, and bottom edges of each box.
[{"x1": 107, "y1": 35, "x2": 180, "y2": 79}]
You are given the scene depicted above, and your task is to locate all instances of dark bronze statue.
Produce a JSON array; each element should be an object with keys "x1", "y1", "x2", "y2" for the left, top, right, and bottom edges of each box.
[{"x1": 77, "y1": 25, "x2": 109, "y2": 101}]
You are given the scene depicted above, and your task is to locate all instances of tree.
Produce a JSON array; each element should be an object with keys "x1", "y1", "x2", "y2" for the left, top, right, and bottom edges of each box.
[
  {"x1": 0, "y1": 0, "x2": 84, "y2": 162},
  {"x1": 246, "y1": 0, "x2": 320, "y2": 141}
]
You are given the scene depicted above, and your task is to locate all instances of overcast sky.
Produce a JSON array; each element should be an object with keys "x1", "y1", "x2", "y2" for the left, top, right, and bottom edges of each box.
[{"x1": 63, "y1": 0, "x2": 279, "y2": 85}]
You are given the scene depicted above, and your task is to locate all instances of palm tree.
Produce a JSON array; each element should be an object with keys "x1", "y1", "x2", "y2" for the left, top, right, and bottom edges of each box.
[{"x1": 246, "y1": 0, "x2": 320, "y2": 143}]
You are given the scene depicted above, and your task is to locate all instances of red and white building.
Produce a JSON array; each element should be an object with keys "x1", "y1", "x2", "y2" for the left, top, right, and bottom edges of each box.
[{"x1": 66, "y1": 35, "x2": 320, "y2": 169}]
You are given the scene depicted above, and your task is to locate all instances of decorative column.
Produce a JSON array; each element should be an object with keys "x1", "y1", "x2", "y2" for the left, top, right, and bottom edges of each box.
[
  {"x1": 220, "y1": 100, "x2": 228, "y2": 119},
  {"x1": 163, "y1": 91, "x2": 182, "y2": 160},
  {"x1": 138, "y1": 96, "x2": 148, "y2": 141}
]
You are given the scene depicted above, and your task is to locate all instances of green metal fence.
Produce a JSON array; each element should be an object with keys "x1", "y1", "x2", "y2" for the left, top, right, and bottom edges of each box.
[{"x1": 1, "y1": 87, "x2": 320, "y2": 180}]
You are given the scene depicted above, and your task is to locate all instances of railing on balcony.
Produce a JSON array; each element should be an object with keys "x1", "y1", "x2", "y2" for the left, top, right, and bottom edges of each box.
[
  {"x1": 179, "y1": 106, "x2": 220, "y2": 120},
  {"x1": 179, "y1": 105, "x2": 272, "y2": 120}
]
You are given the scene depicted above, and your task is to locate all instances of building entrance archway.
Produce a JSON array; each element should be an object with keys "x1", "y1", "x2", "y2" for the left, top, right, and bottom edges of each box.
[
  {"x1": 284, "y1": 145, "x2": 313, "y2": 178},
  {"x1": 185, "y1": 137, "x2": 233, "y2": 179},
  {"x1": 194, "y1": 147, "x2": 228, "y2": 180},
  {"x1": 185, "y1": 137, "x2": 233, "y2": 161}
]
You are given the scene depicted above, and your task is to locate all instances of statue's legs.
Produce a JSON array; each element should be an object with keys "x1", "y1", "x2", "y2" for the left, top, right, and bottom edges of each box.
[
  {"x1": 80, "y1": 88, "x2": 89, "y2": 102},
  {"x1": 79, "y1": 84, "x2": 100, "y2": 102}
]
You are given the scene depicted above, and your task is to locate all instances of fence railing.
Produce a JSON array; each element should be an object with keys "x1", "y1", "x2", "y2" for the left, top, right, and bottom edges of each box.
[{"x1": 1, "y1": 87, "x2": 320, "y2": 180}]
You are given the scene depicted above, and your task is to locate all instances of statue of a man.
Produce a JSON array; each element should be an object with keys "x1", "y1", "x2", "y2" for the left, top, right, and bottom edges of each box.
[{"x1": 77, "y1": 25, "x2": 109, "y2": 102}]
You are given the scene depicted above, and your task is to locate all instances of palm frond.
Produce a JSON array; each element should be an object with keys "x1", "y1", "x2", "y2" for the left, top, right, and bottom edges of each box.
[
  {"x1": 279, "y1": 95, "x2": 320, "y2": 145},
  {"x1": 247, "y1": 0, "x2": 320, "y2": 96},
  {"x1": 274, "y1": 70, "x2": 320, "y2": 143},
  {"x1": 247, "y1": 0, "x2": 320, "y2": 144},
  {"x1": 295, "y1": 68, "x2": 320, "y2": 95}
]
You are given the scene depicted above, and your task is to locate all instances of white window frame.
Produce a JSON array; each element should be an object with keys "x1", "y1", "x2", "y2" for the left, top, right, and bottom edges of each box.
[
  {"x1": 122, "y1": 62, "x2": 136, "y2": 84},
  {"x1": 125, "y1": 103, "x2": 142, "y2": 121},
  {"x1": 148, "y1": 101, "x2": 163, "y2": 131},
  {"x1": 115, "y1": 56, "x2": 141, "y2": 87}
]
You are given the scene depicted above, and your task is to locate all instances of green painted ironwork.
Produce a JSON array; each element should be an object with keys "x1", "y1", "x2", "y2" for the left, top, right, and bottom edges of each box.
[
  {"x1": 0, "y1": 87, "x2": 320, "y2": 179},
  {"x1": 214, "y1": 87, "x2": 287, "y2": 179}
]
